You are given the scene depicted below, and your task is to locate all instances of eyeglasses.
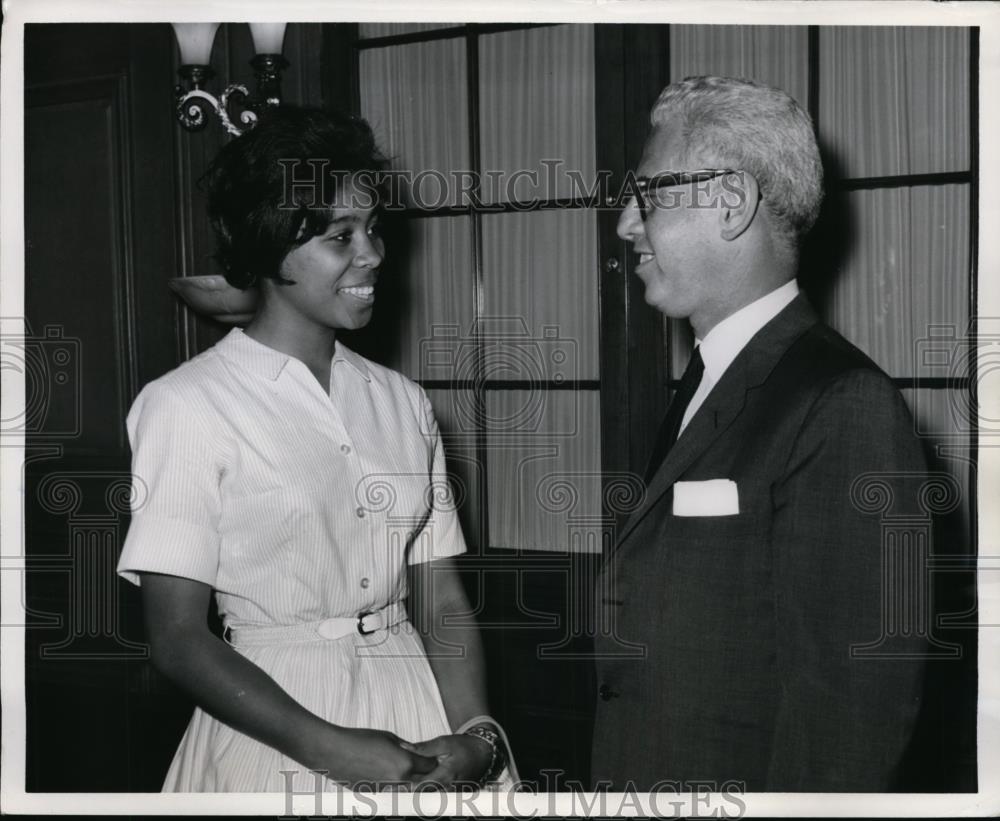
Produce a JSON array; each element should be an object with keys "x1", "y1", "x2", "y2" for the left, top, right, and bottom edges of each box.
[{"x1": 631, "y1": 169, "x2": 738, "y2": 220}]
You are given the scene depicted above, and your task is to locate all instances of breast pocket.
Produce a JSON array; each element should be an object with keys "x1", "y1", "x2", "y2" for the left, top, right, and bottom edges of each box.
[
  {"x1": 667, "y1": 510, "x2": 763, "y2": 545},
  {"x1": 654, "y1": 497, "x2": 772, "y2": 612},
  {"x1": 662, "y1": 480, "x2": 768, "y2": 543}
]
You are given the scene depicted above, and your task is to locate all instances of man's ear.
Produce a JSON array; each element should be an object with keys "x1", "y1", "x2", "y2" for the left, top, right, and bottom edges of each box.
[{"x1": 718, "y1": 171, "x2": 760, "y2": 241}]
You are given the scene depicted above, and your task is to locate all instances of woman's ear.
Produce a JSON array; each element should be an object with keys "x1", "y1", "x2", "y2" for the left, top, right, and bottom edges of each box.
[{"x1": 719, "y1": 171, "x2": 761, "y2": 242}]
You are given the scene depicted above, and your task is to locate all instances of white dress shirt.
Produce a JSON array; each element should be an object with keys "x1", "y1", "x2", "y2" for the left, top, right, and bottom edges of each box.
[
  {"x1": 118, "y1": 327, "x2": 467, "y2": 624},
  {"x1": 680, "y1": 279, "x2": 800, "y2": 433}
]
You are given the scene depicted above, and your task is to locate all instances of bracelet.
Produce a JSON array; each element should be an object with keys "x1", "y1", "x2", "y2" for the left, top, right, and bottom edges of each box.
[{"x1": 463, "y1": 725, "x2": 505, "y2": 785}]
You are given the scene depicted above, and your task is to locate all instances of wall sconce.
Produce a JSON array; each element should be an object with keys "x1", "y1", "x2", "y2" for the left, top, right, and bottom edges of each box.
[{"x1": 172, "y1": 23, "x2": 288, "y2": 137}]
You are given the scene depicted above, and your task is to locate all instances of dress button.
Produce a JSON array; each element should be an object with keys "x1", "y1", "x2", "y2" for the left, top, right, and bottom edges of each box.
[
  {"x1": 598, "y1": 683, "x2": 619, "y2": 702},
  {"x1": 341, "y1": 443, "x2": 351, "y2": 454},
  {"x1": 360, "y1": 577, "x2": 370, "y2": 589},
  {"x1": 356, "y1": 507, "x2": 366, "y2": 518}
]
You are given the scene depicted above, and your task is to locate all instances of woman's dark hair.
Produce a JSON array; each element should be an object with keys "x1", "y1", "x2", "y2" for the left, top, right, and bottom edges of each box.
[{"x1": 203, "y1": 106, "x2": 387, "y2": 289}]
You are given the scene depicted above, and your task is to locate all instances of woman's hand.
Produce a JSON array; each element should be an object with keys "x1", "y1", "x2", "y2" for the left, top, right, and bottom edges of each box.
[
  {"x1": 303, "y1": 726, "x2": 439, "y2": 789},
  {"x1": 402, "y1": 733, "x2": 493, "y2": 790}
]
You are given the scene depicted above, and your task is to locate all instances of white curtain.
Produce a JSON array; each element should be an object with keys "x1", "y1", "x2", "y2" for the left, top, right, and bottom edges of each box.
[
  {"x1": 815, "y1": 28, "x2": 973, "y2": 548},
  {"x1": 360, "y1": 38, "x2": 470, "y2": 206},
  {"x1": 670, "y1": 25, "x2": 810, "y2": 110},
  {"x1": 386, "y1": 216, "x2": 477, "y2": 379},
  {"x1": 819, "y1": 27, "x2": 969, "y2": 178},
  {"x1": 360, "y1": 24, "x2": 602, "y2": 552},
  {"x1": 825, "y1": 184, "x2": 969, "y2": 378},
  {"x1": 479, "y1": 25, "x2": 596, "y2": 204},
  {"x1": 487, "y1": 392, "x2": 602, "y2": 552},
  {"x1": 482, "y1": 208, "x2": 600, "y2": 380}
]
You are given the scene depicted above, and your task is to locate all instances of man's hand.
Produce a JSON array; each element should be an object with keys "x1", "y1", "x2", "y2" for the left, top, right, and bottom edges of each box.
[{"x1": 402, "y1": 733, "x2": 493, "y2": 790}]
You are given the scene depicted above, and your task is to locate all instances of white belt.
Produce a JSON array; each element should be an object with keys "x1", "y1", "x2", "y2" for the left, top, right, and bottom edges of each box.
[{"x1": 226, "y1": 602, "x2": 408, "y2": 647}]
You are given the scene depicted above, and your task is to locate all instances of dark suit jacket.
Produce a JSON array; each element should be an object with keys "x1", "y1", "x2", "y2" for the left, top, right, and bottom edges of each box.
[{"x1": 591, "y1": 295, "x2": 930, "y2": 792}]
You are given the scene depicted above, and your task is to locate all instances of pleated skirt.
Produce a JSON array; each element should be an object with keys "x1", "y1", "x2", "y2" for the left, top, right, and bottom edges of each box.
[{"x1": 162, "y1": 625, "x2": 452, "y2": 792}]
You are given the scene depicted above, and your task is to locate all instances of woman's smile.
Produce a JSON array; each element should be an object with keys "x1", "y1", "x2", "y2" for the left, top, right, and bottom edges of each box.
[{"x1": 338, "y1": 283, "x2": 376, "y2": 303}]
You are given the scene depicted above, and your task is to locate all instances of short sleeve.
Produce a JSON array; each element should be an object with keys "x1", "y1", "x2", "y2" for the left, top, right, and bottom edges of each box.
[
  {"x1": 117, "y1": 380, "x2": 223, "y2": 587},
  {"x1": 407, "y1": 388, "x2": 469, "y2": 565}
]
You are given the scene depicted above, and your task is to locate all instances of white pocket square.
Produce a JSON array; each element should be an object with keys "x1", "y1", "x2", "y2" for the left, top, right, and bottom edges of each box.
[{"x1": 672, "y1": 479, "x2": 740, "y2": 517}]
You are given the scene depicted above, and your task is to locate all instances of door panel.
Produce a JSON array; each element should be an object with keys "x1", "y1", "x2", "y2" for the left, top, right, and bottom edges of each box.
[{"x1": 23, "y1": 24, "x2": 187, "y2": 792}]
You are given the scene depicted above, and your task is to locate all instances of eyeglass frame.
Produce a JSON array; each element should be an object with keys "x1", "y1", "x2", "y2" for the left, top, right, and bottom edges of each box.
[{"x1": 630, "y1": 169, "x2": 742, "y2": 220}]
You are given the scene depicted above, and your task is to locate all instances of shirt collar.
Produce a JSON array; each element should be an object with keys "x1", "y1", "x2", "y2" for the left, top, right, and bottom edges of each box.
[
  {"x1": 695, "y1": 279, "x2": 799, "y2": 384},
  {"x1": 218, "y1": 328, "x2": 371, "y2": 382},
  {"x1": 332, "y1": 341, "x2": 372, "y2": 382}
]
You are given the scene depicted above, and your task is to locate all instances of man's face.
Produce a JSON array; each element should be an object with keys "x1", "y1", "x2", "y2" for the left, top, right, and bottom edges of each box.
[{"x1": 617, "y1": 124, "x2": 728, "y2": 331}]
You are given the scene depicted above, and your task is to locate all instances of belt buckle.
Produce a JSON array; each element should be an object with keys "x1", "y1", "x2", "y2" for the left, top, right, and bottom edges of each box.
[{"x1": 357, "y1": 611, "x2": 375, "y2": 636}]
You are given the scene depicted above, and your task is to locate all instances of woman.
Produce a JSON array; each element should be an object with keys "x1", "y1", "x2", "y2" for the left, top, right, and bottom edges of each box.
[{"x1": 117, "y1": 106, "x2": 509, "y2": 792}]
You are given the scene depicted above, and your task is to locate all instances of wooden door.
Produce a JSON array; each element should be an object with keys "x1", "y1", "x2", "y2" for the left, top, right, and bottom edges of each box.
[{"x1": 23, "y1": 23, "x2": 189, "y2": 790}]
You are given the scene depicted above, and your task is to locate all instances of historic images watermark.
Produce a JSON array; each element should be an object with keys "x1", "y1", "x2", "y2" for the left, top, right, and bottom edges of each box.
[
  {"x1": 277, "y1": 159, "x2": 750, "y2": 213},
  {"x1": 279, "y1": 769, "x2": 748, "y2": 818}
]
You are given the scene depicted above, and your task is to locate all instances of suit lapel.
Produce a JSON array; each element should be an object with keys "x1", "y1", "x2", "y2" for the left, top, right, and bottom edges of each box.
[{"x1": 615, "y1": 294, "x2": 820, "y2": 548}]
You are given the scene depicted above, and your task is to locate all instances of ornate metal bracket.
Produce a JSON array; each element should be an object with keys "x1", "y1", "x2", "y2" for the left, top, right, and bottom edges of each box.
[{"x1": 174, "y1": 53, "x2": 288, "y2": 137}]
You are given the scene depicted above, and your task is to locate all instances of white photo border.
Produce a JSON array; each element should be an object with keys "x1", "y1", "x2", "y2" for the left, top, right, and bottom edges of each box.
[{"x1": 2, "y1": 0, "x2": 998, "y2": 815}]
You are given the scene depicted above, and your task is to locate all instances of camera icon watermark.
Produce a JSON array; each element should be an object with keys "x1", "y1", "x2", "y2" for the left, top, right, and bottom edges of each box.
[
  {"x1": 1, "y1": 318, "x2": 81, "y2": 442},
  {"x1": 912, "y1": 319, "x2": 1000, "y2": 438},
  {"x1": 420, "y1": 317, "x2": 579, "y2": 439}
]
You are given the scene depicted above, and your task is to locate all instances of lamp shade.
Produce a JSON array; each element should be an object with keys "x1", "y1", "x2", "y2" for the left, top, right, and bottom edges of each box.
[
  {"x1": 249, "y1": 23, "x2": 287, "y2": 55},
  {"x1": 168, "y1": 276, "x2": 258, "y2": 324},
  {"x1": 172, "y1": 23, "x2": 220, "y2": 66}
]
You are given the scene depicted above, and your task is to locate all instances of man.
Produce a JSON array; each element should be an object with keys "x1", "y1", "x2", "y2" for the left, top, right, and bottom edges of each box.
[{"x1": 591, "y1": 76, "x2": 930, "y2": 792}]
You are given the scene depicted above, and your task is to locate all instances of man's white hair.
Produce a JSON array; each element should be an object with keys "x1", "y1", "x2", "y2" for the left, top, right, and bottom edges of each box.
[{"x1": 651, "y1": 76, "x2": 823, "y2": 254}]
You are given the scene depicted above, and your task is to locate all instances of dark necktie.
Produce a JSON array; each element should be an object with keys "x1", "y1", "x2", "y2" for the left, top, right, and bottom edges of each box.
[{"x1": 643, "y1": 347, "x2": 705, "y2": 483}]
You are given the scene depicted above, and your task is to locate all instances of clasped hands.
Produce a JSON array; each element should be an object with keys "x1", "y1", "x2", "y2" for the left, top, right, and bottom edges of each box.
[
  {"x1": 400, "y1": 731, "x2": 494, "y2": 790},
  {"x1": 314, "y1": 726, "x2": 493, "y2": 791}
]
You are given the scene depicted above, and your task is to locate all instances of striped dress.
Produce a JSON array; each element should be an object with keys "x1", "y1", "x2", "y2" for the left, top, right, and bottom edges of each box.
[{"x1": 117, "y1": 329, "x2": 467, "y2": 792}]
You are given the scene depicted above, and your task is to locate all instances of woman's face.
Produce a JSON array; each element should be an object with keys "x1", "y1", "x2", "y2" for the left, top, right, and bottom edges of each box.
[{"x1": 266, "y1": 194, "x2": 384, "y2": 332}]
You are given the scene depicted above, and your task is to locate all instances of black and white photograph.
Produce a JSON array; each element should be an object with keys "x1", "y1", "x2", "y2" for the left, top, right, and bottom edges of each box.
[{"x1": 1, "y1": 0, "x2": 998, "y2": 816}]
